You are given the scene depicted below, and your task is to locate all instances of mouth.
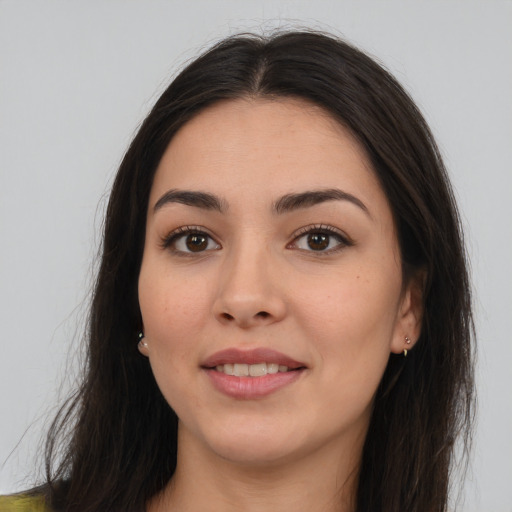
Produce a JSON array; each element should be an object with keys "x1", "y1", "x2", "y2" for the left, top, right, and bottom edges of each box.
[
  {"x1": 202, "y1": 347, "x2": 306, "y2": 369},
  {"x1": 212, "y1": 362, "x2": 301, "y2": 377},
  {"x1": 201, "y1": 348, "x2": 307, "y2": 399}
]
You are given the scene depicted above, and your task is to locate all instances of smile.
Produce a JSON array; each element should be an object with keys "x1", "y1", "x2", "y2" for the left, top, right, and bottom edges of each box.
[
  {"x1": 214, "y1": 363, "x2": 293, "y2": 376},
  {"x1": 202, "y1": 348, "x2": 306, "y2": 399},
  {"x1": 202, "y1": 347, "x2": 306, "y2": 369}
]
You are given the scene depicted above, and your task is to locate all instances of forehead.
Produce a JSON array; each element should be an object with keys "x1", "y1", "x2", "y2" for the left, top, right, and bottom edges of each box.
[{"x1": 150, "y1": 97, "x2": 385, "y2": 212}]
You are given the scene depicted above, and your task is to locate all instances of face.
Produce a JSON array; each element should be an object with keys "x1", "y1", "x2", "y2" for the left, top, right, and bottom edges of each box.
[{"x1": 138, "y1": 98, "x2": 421, "y2": 467}]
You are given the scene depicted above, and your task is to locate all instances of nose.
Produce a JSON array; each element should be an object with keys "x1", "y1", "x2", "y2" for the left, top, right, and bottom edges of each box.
[{"x1": 212, "y1": 244, "x2": 287, "y2": 329}]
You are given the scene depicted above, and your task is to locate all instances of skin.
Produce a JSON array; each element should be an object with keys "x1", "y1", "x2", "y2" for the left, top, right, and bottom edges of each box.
[{"x1": 138, "y1": 97, "x2": 423, "y2": 512}]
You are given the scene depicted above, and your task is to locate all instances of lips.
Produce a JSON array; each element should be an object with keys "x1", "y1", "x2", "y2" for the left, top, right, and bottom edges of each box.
[
  {"x1": 202, "y1": 347, "x2": 305, "y2": 369},
  {"x1": 201, "y1": 348, "x2": 307, "y2": 399}
]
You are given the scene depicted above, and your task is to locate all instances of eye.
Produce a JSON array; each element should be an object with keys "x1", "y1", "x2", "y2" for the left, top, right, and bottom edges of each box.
[
  {"x1": 289, "y1": 225, "x2": 352, "y2": 253},
  {"x1": 163, "y1": 227, "x2": 221, "y2": 254}
]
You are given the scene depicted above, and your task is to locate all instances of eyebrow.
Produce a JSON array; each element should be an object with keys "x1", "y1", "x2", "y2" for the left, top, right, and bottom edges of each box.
[
  {"x1": 153, "y1": 187, "x2": 369, "y2": 216},
  {"x1": 154, "y1": 189, "x2": 226, "y2": 213},
  {"x1": 273, "y1": 188, "x2": 369, "y2": 216}
]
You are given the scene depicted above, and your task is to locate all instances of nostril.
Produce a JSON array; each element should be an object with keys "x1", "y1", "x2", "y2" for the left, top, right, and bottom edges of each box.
[{"x1": 217, "y1": 309, "x2": 276, "y2": 325}]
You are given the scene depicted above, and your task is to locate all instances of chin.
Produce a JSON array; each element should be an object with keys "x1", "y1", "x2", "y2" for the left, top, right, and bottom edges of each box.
[
  {"x1": 211, "y1": 436, "x2": 300, "y2": 467},
  {"x1": 187, "y1": 416, "x2": 309, "y2": 467}
]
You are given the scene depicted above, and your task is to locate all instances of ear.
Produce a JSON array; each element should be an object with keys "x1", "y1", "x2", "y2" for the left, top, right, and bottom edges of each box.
[
  {"x1": 137, "y1": 331, "x2": 150, "y2": 357},
  {"x1": 390, "y1": 269, "x2": 426, "y2": 354}
]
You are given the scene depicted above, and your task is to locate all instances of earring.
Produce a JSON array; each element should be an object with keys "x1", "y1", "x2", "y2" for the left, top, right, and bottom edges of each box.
[
  {"x1": 404, "y1": 335, "x2": 411, "y2": 357},
  {"x1": 138, "y1": 332, "x2": 148, "y2": 349}
]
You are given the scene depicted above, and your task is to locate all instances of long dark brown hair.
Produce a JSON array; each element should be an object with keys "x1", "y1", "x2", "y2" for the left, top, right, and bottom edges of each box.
[{"x1": 39, "y1": 31, "x2": 474, "y2": 512}]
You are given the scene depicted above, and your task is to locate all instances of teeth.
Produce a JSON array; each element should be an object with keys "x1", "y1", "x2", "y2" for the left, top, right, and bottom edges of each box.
[
  {"x1": 215, "y1": 362, "x2": 291, "y2": 376},
  {"x1": 267, "y1": 363, "x2": 279, "y2": 374},
  {"x1": 249, "y1": 363, "x2": 266, "y2": 376},
  {"x1": 233, "y1": 363, "x2": 249, "y2": 377}
]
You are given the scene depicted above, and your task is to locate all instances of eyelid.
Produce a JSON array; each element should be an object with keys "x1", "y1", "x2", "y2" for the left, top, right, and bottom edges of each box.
[
  {"x1": 287, "y1": 224, "x2": 353, "y2": 253},
  {"x1": 160, "y1": 223, "x2": 352, "y2": 255},
  {"x1": 160, "y1": 225, "x2": 221, "y2": 253}
]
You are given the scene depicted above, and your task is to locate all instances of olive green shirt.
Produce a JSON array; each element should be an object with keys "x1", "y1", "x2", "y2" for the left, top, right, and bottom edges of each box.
[{"x1": 0, "y1": 495, "x2": 50, "y2": 512}]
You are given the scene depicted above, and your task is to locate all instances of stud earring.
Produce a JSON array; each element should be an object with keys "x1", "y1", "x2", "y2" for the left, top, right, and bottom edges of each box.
[
  {"x1": 138, "y1": 332, "x2": 148, "y2": 349},
  {"x1": 404, "y1": 335, "x2": 412, "y2": 357}
]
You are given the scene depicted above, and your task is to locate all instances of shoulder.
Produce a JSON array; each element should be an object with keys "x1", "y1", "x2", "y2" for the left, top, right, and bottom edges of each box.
[{"x1": 0, "y1": 494, "x2": 51, "y2": 512}]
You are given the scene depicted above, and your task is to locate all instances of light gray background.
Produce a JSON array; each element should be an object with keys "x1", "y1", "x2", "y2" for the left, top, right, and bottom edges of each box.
[{"x1": 1, "y1": 1, "x2": 511, "y2": 510}]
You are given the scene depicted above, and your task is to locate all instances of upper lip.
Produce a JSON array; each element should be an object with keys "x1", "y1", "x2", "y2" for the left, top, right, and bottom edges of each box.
[{"x1": 201, "y1": 348, "x2": 306, "y2": 369}]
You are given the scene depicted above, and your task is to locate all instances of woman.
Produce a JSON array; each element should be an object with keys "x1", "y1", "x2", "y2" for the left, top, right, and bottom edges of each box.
[{"x1": 1, "y1": 31, "x2": 474, "y2": 511}]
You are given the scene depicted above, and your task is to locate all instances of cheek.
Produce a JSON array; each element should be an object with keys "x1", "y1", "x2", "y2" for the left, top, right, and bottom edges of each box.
[
  {"x1": 138, "y1": 266, "x2": 207, "y2": 410},
  {"x1": 293, "y1": 263, "x2": 402, "y2": 361},
  {"x1": 139, "y1": 261, "x2": 209, "y2": 338},
  {"x1": 138, "y1": 266, "x2": 214, "y2": 404}
]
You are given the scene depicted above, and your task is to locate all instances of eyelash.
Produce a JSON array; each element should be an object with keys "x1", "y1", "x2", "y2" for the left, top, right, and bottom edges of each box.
[
  {"x1": 160, "y1": 225, "x2": 220, "y2": 255},
  {"x1": 161, "y1": 224, "x2": 353, "y2": 256},
  {"x1": 288, "y1": 224, "x2": 353, "y2": 255}
]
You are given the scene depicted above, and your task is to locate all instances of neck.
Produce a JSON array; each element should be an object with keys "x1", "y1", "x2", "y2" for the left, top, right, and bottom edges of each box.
[{"x1": 148, "y1": 424, "x2": 363, "y2": 512}]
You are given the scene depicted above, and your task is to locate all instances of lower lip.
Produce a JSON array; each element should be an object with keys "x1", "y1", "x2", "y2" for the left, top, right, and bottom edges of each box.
[{"x1": 204, "y1": 368, "x2": 304, "y2": 399}]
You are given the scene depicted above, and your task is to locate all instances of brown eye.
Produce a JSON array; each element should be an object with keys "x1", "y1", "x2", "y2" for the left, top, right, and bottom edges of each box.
[
  {"x1": 186, "y1": 234, "x2": 208, "y2": 252},
  {"x1": 291, "y1": 226, "x2": 350, "y2": 254},
  {"x1": 307, "y1": 233, "x2": 329, "y2": 251},
  {"x1": 169, "y1": 230, "x2": 220, "y2": 254}
]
